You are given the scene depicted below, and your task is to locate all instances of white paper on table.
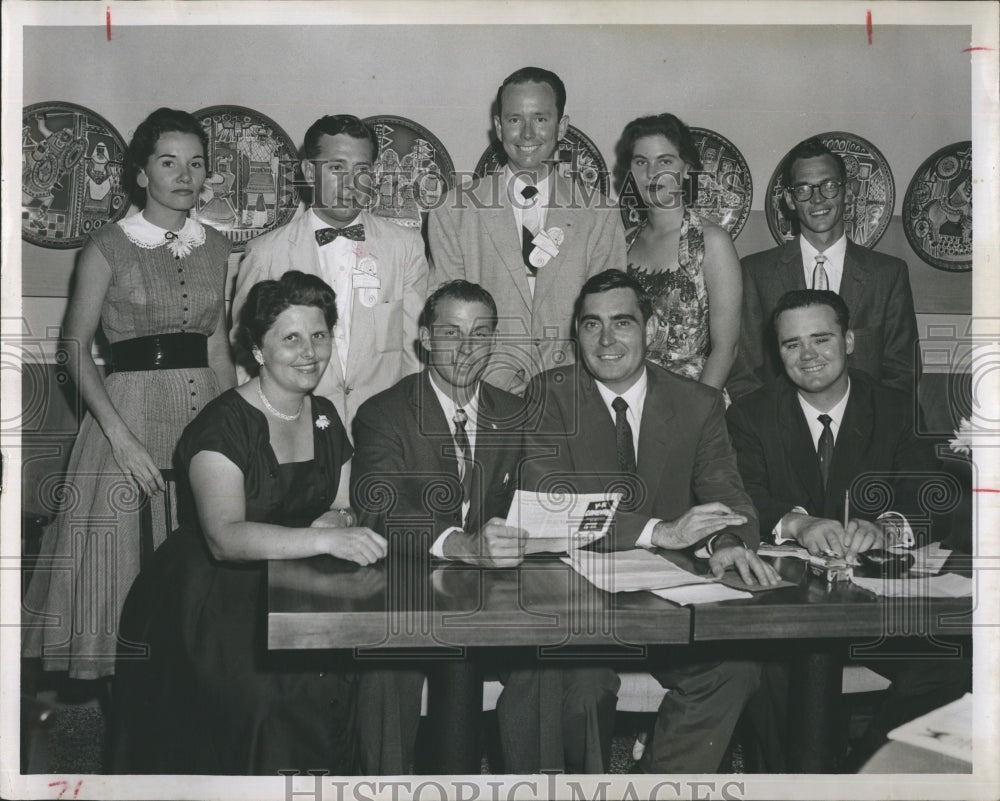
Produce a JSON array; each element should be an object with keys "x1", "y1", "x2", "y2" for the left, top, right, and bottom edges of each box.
[
  {"x1": 902, "y1": 541, "x2": 953, "y2": 575},
  {"x1": 756, "y1": 543, "x2": 811, "y2": 560},
  {"x1": 887, "y1": 693, "x2": 972, "y2": 762},
  {"x1": 651, "y1": 583, "x2": 753, "y2": 605},
  {"x1": 851, "y1": 572, "x2": 972, "y2": 598},
  {"x1": 560, "y1": 548, "x2": 714, "y2": 593},
  {"x1": 506, "y1": 489, "x2": 621, "y2": 554}
]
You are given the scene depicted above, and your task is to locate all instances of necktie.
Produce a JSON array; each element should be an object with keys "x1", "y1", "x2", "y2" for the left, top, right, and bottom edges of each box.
[
  {"x1": 315, "y1": 224, "x2": 365, "y2": 246},
  {"x1": 453, "y1": 408, "x2": 474, "y2": 502},
  {"x1": 812, "y1": 254, "x2": 829, "y2": 290},
  {"x1": 612, "y1": 397, "x2": 637, "y2": 474},
  {"x1": 817, "y1": 413, "x2": 834, "y2": 488},
  {"x1": 520, "y1": 185, "x2": 542, "y2": 272}
]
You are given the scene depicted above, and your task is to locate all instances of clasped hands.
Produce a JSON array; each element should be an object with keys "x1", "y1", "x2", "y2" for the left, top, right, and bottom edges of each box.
[
  {"x1": 787, "y1": 513, "x2": 884, "y2": 563},
  {"x1": 650, "y1": 502, "x2": 781, "y2": 587}
]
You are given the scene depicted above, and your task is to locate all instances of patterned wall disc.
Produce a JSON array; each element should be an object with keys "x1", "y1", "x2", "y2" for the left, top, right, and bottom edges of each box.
[
  {"x1": 765, "y1": 131, "x2": 895, "y2": 248},
  {"x1": 362, "y1": 116, "x2": 455, "y2": 228},
  {"x1": 192, "y1": 105, "x2": 301, "y2": 252},
  {"x1": 22, "y1": 102, "x2": 130, "y2": 249},
  {"x1": 618, "y1": 126, "x2": 753, "y2": 238},
  {"x1": 474, "y1": 124, "x2": 610, "y2": 196},
  {"x1": 902, "y1": 142, "x2": 972, "y2": 272}
]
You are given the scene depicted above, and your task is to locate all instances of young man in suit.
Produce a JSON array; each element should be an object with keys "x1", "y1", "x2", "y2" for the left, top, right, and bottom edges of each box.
[
  {"x1": 523, "y1": 269, "x2": 780, "y2": 773},
  {"x1": 730, "y1": 138, "x2": 920, "y2": 401},
  {"x1": 428, "y1": 67, "x2": 627, "y2": 394},
  {"x1": 726, "y1": 289, "x2": 968, "y2": 770},
  {"x1": 231, "y1": 115, "x2": 428, "y2": 429},
  {"x1": 351, "y1": 280, "x2": 620, "y2": 775}
]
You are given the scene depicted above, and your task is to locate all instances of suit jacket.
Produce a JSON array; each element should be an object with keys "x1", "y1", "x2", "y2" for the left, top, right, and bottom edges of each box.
[
  {"x1": 522, "y1": 362, "x2": 758, "y2": 552},
  {"x1": 351, "y1": 371, "x2": 524, "y2": 543},
  {"x1": 729, "y1": 237, "x2": 920, "y2": 400},
  {"x1": 231, "y1": 209, "x2": 428, "y2": 428},
  {"x1": 428, "y1": 171, "x2": 627, "y2": 391},
  {"x1": 726, "y1": 370, "x2": 940, "y2": 540}
]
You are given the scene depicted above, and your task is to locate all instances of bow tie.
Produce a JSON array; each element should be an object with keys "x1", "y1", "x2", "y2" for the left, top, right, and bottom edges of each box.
[{"x1": 315, "y1": 224, "x2": 365, "y2": 246}]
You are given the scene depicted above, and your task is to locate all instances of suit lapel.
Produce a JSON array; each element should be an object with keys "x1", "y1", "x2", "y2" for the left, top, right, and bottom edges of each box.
[
  {"x1": 827, "y1": 379, "x2": 873, "y2": 516},
  {"x1": 778, "y1": 238, "x2": 807, "y2": 294},
  {"x1": 345, "y1": 211, "x2": 378, "y2": 381},
  {"x1": 481, "y1": 174, "x2": 533, "y2": 311},
  {"x1": 577, "y1": 371, "x2": 619, "y2": 475},
  {"x1": 412, "y1": 371, "x2": 459, "y2": 480},
  {"x1": 838, "y1": 241, "x2": 869, "y2": 320},
  {"x1": 531, "y1": 175, "x2": 576, "y2": 311},
  {"x1": 778, "y1": 380, "x2": 827, "y2": 513},
  {"x1": 635, "y1": 369, "x2": 673, "y2": 510},
  {"x1": 297, "y1": 211, "x2": 346, "y2": 387}
]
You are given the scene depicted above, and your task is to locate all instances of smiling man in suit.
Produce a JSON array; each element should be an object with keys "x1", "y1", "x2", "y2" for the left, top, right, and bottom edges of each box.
[
  {"x1": 523, "y1": 269, "x2": 779, "y2": 773},
  {"x1": 726, "y1": 289, "x2": 968, "y2": 771},
  {"x1": 428, "y1": 67, "x2": 626, "y2": 394},
  {"x1": 231, "y1": 114, "x2": 428, "y2": 429},
  {"x1": 351, "y1": 280, "x2": 620, "y2": 775},
  {"x1": 730, "y1": 137, "x2": 920, "y2": 401}
]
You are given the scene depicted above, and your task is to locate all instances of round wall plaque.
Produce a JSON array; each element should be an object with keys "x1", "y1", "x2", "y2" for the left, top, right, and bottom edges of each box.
[
  {"x1": 192, "y1": 105, "x2": 301, "y2": 252},
  {"x1": 362, "y1": 116, "x2": 455, "y2": 228},
  {"x1": 902, "y1": 141, "x2": 972, "y2": 272},
  {"x1": 22, "y1": 102, "x2": 130, "y2": 249},
  {"x1": 765, "y1": 131, "x2": 894, "y2": 248}
]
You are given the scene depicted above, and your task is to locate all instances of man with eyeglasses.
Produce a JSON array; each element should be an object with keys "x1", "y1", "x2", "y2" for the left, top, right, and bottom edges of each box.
[{"x1": 729, "y1": 138, "x2": 919, "y2": 400}]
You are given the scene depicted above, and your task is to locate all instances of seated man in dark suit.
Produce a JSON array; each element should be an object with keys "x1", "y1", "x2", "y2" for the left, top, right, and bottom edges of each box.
[
  {"x1": 730, "y1": 137, "x2": 920, "y2": 401},
  {"x1": 351, "y1": 280, "x2": 619, "y2": 774},
  {"x1": 523, "y1": 269, "x2": 780, "y2": 773},
  {"x1": 726, "y1": 289, "x2": 970, "y2": 770}
]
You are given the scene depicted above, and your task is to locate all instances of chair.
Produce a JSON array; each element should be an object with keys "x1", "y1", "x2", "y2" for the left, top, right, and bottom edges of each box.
[{"x1": 138, "y1": 468, "x2": 176, "y2": 569}]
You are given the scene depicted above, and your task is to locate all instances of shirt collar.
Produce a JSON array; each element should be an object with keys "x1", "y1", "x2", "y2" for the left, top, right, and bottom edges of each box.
[
  {"x1": 504, "y1": 166, "x2": 551, "y2": 204},
  {"x1": 594, "y1": 367, "x2": 648, "y2": 420},
  {"x1": 427, "y1": 371, "x2": 480, "y2": 426},
  {"x1": 800, "y1": 232, "x2": 847, "y2": 265},
  {"x1": 797, "y1": 377, "x2": 851, "y2": 429},
  {"x1": 308, "y1": 207, "x2": 364, "y2": 230}
]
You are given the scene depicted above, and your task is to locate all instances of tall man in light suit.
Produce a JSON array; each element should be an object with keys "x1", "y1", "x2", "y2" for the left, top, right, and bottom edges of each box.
[
  {"x1": 730, "y1": 138, "x2": 920, "y2": 401},
  {"x1": 524, "y1": 270, "x2": 780, "y2": 773},
  {"x1": 352, "y1": 280, "x2": 619, "y2": 775},
  {"x1": 429, "y1": 67, "x2": 627, "y2": 393},
  {"x1": 231, "y1": 115, "x2": 428, "y2": 428}
]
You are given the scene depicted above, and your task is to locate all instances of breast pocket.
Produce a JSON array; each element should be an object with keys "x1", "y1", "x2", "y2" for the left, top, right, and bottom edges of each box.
[{"x1": 373, "y1": 300, "x2": 403, "y2": 353}]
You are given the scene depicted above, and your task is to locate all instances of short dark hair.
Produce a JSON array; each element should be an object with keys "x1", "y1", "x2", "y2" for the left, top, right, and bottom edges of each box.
[
  {"x1": 496, "y1": 67, "x2": 567, "y2": 119},
  {"x1": 781, "y1": 138, "x2": 847, "y2": 186},
  {"x1": 419, "y1": 280, "x2": 498, "y2": 330},
  {"x1": 574, "y1": 269, "x2": 653, "y2": 325},
  {"x1": 300, "y1": 115, "x2": 379, "y2": 161},
  {"x1": 237, "y1": 271, "x2": 338, "y2": 374},
  {"x1": 613, "y1": 113, "x2": 703, "y2": 195},
  {"x1": 127, "y1": 107, "x2": 208, "y2": 207},
  {"x1": 771, "y1": 289, "x2": 851, "y2": 336}
]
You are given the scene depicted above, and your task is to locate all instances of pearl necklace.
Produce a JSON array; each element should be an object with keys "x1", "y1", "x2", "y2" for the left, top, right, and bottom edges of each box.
[{"x1": 256, "y1": 379, "x2": 303, "y2": 422}]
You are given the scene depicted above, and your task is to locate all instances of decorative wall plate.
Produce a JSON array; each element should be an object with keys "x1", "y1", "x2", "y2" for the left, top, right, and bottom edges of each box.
[
  {"x1": 362, "y1": 116, "x2": 455, "y2": 228},
  {"x1": 618, "y1": 126, "x2": 753, "y2": 238},
  {"x1": 192, "y1": 105, "x2": 300, "y2": 251},
  {"x1": 22, "y1": 102, "x2": 130, "y2": 248},
  {"x1": 902, "y1": 142, "x2": 972, "y2": 272},
  {"x1": 474, "y1": 124, "x2": 610, "y2": 196},
  {"x1": 765, "y1": 131, "x2": 895, "y2": 248}
]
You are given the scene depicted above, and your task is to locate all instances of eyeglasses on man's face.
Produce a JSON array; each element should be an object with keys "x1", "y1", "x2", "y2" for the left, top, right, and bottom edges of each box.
[{"x1": 787, "y1": 179, "x2": 844, "y2": 202}]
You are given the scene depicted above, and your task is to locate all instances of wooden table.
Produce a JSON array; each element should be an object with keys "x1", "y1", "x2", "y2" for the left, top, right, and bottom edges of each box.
[{"x1": 267, "y1": 551, "x2": 973, "y2": 773}]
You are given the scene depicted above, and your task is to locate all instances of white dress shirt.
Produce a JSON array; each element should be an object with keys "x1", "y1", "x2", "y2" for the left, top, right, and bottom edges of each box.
[
  {"x1": 800, "y1": 233, "x2": 847, "y2": 294},
  {"x1": 428, "y1": 372, "x2": 480, "y2": 557},
  {"x1": 309, "y1": 208, "x2": 358, "y2": 371},
  {"x1": 506, "y1": 167, "x2": 551, "y2": 297}
]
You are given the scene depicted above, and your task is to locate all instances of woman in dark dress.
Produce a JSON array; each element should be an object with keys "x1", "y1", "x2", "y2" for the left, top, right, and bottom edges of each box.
[{"x1": 112, "y1": 271, "x2": 387, "y2": 775}]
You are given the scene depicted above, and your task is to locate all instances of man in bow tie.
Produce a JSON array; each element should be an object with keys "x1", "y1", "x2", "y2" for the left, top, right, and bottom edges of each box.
[
  {"x1": 729, "y1": 138, "x2": 920, "y2": 402},
  {"x1": 429, "y1": 67, "x2": 626, "y2": 394},
  {"x1": 231, "y1": 114, "x2": 428, "y2": 428}
]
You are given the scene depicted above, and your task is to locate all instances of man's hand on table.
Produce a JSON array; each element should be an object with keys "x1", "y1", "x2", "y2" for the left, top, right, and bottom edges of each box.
[
  {"x1": 844, "y1": 519, "x2": 884, "y2": 562},
  {"x1": 784, "y1": 513, "x2": 883, "y2": 561},
  {"x1": 650, "y1": 502, "x2": 748, "y2": 550},
  {"x1": 443, "y1": 517, "x2": 527, "y2": 568},
  {"x1": 709, "y1": 533, "x2": 782, "y2": 586}
]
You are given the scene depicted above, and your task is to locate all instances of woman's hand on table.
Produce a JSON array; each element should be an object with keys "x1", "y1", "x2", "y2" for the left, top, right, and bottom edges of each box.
[{"x1": 320, "y1": 527, "x2": 388, "y2": 566}]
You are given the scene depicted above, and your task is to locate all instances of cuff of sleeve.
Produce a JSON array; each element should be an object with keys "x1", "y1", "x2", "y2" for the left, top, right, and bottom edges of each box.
[
  {"x1": 636, "y1": 518, "x2": 661, "y2": 549},
  {"x1": 878, "y1": 511, "x2": 915, "y2": 548},
  {"x1": 703, "y1": 531, "x2": 748, "y2": 557},
  {"x1": 430, "y1": 526, "x2": 464, "y2": 558},
  {"x1": 774, "y1": 506, "x2": 809, "y2": 544}
]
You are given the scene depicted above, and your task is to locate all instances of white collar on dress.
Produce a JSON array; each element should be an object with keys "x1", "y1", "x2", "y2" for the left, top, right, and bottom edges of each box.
[{"x1": 118, "y1": 213, "x2": 207, "y2": 259}]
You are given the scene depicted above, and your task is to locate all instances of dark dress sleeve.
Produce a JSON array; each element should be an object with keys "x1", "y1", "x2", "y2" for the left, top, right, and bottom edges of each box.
[{"x1": 176, "y1": 390, "x2": 258, "y2": 474}]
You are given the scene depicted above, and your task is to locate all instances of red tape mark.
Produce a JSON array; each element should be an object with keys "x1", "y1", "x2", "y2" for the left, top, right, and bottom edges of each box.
[
  {"x1": 973, "y1": 488, "x2": 1000, "y2": 494},
  {"x1": 866, "y1": 10, "x2": 872, "y2": 45},
  {"x1": 963, "y1": 46, "x2": 993, "y2": 52},
  {"x1": 106, "y1": 6, "x2": 111, "y2": 41}
]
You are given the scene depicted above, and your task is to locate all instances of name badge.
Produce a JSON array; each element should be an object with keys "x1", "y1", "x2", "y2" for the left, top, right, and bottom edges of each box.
[{"x1": 353, "y1": 273, "x2": 381, "y2": 289}]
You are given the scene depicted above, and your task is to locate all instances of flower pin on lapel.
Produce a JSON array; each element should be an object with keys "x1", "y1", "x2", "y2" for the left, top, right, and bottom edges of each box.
[{"x1": 315, "y1": 414, "x2": 331, "y2": 430}]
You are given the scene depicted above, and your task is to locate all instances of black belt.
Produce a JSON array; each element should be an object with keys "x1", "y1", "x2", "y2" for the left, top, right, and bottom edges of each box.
[{"x1": 110, "y1": 333, "x2": 208, "y2": 372}]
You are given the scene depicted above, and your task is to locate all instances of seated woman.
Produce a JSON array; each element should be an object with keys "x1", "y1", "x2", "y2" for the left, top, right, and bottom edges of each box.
[
  {"x1": 111, "y1": 271, "x2": 387, "y2": 775},
  {"x1": 615, "y1": 113, "x2": 742, "y2": 391}
]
